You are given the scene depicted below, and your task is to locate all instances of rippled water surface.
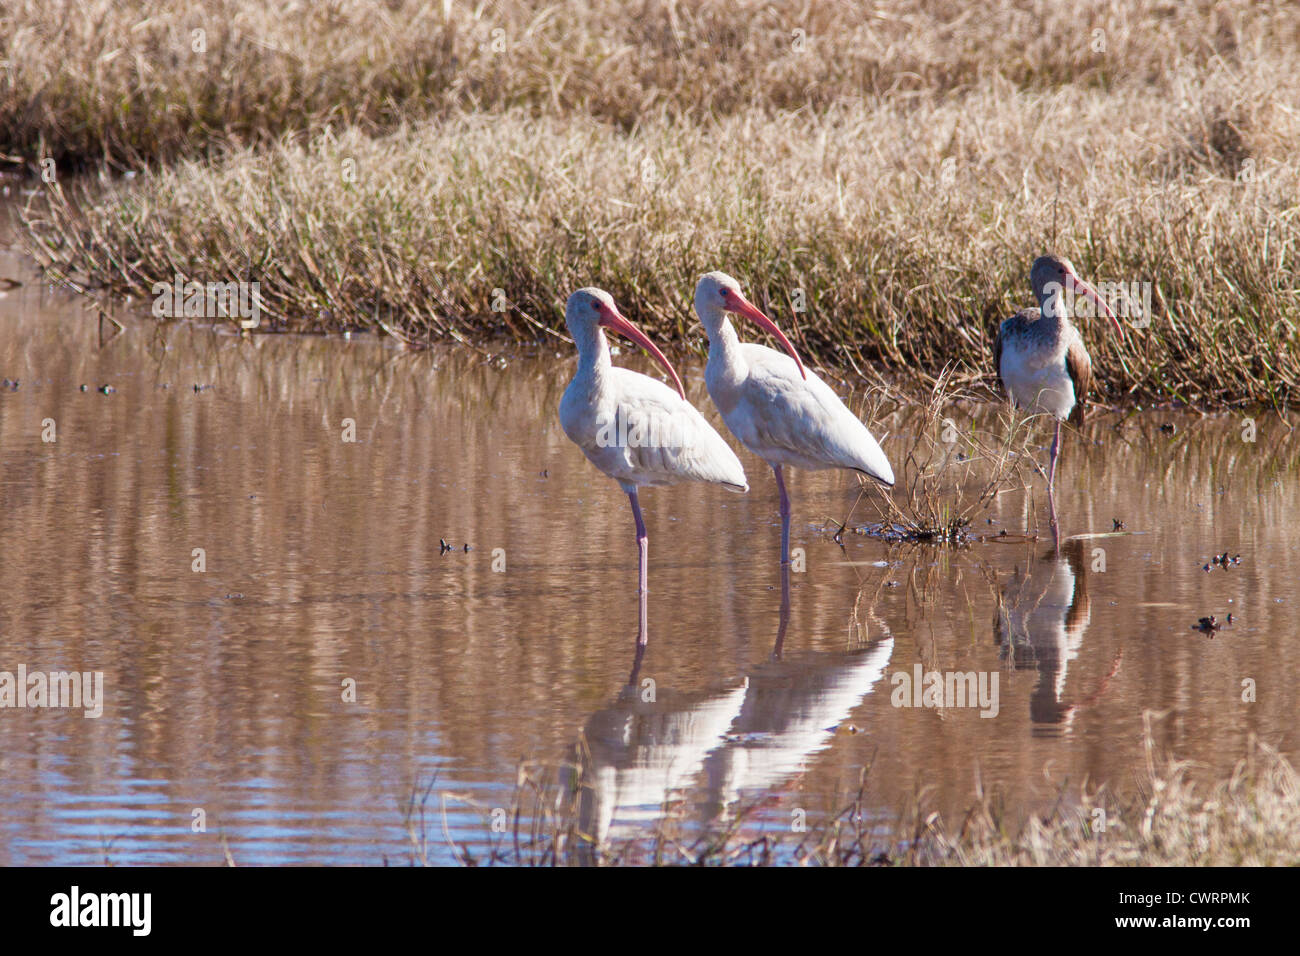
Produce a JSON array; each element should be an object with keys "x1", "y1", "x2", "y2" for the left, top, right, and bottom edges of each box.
[{"x1": 1, "y1": 229, "x2": 1297, "y2": 865}]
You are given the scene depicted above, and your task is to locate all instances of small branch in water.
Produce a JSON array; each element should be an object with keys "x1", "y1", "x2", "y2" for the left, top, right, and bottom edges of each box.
[{"x1": 98, "y1": 309, "x2": 124, "y2": 347}]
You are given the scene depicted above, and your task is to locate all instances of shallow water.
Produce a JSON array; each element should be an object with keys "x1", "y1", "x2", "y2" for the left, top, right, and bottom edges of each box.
[{"x1": 1, "y1": 229, "x2": 1297, "y2": 865}]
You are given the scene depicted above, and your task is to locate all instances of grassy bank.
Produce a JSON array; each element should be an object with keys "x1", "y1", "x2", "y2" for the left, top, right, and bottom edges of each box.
[
  {"x1": 4, "y1": 1, "x2": 1289, "y2": 168},
  {"x1": 24, "y1": 86, "x2": 1299, "y2": 404},
  {"x1": 433, "y1": 726, "x2": 1300, "y2": 865},
  {"x1": 11, "y1": 1, "x2": 1300, "y2": 405}
]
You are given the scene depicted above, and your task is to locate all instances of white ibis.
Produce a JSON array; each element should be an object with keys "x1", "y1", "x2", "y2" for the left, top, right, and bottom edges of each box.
[
  {"x1": 693, "y1": 272, "x2": 894, "y2": 572},
  {"x1": 994, "y1": 255, "x2": 1122, "y2": 503},
  {"x1": 559, "y1": 287, "x2": 748, "y2": 650}
]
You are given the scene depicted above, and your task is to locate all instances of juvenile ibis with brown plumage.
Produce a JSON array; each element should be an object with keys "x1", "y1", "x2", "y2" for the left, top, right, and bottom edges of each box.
[{"x1": 994, "y1": 255, "x2": 1122, "y2": 506}]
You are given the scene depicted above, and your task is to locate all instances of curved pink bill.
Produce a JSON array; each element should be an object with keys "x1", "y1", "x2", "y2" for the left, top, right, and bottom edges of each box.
[
  {"x1": 726, "y1": 292, "x2": 807, "y2": 380},
  {"x1": 598, "y1": 305, "x2": 686, "y2": 399},
  {"x1": 1067, "y1": 271, "x2": 1123, "y2": 335}
]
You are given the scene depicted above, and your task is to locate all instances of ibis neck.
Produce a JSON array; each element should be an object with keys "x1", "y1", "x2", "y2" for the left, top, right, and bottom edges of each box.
[
  {"x1": 704, "y1": 314, "x2": 747, "y2": 397},
  {"x1": 574, "y1": 324, "x2": 613, "y2": 389},
  {"x1": 708, "y1": 313, "x2": 745, "y2": 360},
  {"x1": 1037, "y1": 287, "x2": 1071, "y2": 330}
]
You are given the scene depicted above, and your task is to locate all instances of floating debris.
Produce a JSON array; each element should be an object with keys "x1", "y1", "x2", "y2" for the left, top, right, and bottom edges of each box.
[
  {"x1": 1160, "y1": 422, "x2": 1176, "y2": 434},
  {"x1": 1194, "y1": 615, "x2": 1220, "y2": 633},
  {"x1": 1205, "y1": 552, "x2": 1243, "y2": 571},
  {"x1": 850, "y1": 517, "x2": 972, "y2": 545}
]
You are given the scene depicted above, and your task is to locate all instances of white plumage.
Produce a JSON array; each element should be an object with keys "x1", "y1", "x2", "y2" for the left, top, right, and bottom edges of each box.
[
  {"x1": 706, "y1": 341, "x2": 894, "y2": 482},
  {"x1": 996, "y1": 329, "x2": 1082, "y2": 423},
  {"x1": 560, "y1": 365, "x2": 748, "y2": 494}
]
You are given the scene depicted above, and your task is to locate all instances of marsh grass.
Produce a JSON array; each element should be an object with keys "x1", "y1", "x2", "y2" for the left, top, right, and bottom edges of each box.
[
  {"x1": 410, "y1": 719, "x2": 1300, "y2": 866},
  {"x1": 11, "y1": 0, "x2": 1300, "y2": 405},
  {"x1": 841, "y1": 368, "x2": 1038, "y2": 544}
]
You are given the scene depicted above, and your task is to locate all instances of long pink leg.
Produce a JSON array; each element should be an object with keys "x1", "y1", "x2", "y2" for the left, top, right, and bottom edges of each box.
[
  {"x1": 773, "y1": 464, "x2": 791, "y2": 568},
  {"x1": 1047, "y1": 419, "x2": 1061, "y2": 531},
  {"x1": 1047, "y1": 419, "x2": 1062, "y2": 494},
  {"x1": 628, "y1": 489, "x2": 648, "y2": 648}
]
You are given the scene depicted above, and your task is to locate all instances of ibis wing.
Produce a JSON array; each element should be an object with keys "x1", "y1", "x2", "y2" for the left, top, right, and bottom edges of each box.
[
  {"x1": 608, "y1": 369, "x2": 748, "y2": 491},
  {"x1": 735, "y1": 349, "x2": 893, "y2": 483},
  {"x1": 1065, "y1": 338, "x2": 1092, "y2": 427}
]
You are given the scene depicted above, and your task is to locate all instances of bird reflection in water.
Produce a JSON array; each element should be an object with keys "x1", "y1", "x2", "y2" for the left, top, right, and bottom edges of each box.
[
  {"x1": 567, "y1": 580, "x2": 894, "y2": 857},
  {"x1": 994, "y1": 538, "x2": 1121, "y2": 735}
]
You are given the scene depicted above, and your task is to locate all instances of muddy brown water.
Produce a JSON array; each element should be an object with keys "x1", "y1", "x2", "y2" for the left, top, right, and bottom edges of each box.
[{"x1": 0, "y1": 226, "x2": 1297, "y2": 865}]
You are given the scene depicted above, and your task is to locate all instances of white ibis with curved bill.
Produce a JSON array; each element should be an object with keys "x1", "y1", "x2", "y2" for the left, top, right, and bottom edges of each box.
[
  {"x1": 993, "y1": 255, "x2": 1123, "y2": 507},
  {"x1": 693, "y1": 272, "x2": 894, "y2": 571},
  {"x1": 559, "y1": 287, "x2": 748, "y2": 649}
]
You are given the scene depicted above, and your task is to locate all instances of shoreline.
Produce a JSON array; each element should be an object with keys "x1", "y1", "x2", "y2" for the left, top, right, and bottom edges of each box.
[{"x1": 7, "y1": 235, "x2": 1295, "y2": 418}]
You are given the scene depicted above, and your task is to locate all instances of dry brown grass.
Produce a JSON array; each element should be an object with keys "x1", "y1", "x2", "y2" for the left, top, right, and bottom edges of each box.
[
  {"x1": 5, "y1": 0, "x2": 1292, "y2": 167},
  {"x1": 9, "y1": 0, "x2": 1300, "y2": 405}
]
